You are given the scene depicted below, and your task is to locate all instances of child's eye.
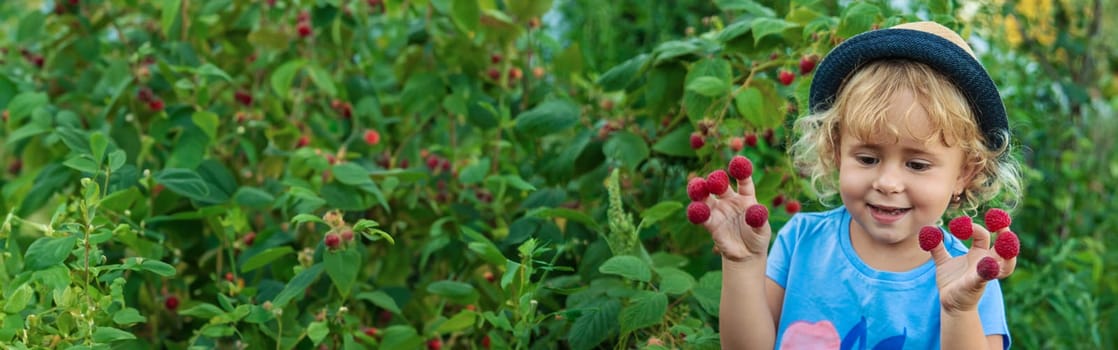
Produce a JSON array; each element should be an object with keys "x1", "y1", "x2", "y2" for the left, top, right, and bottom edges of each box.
[
  {"x1": 907, "y1": 161, "x2": 931, "y2": 171},
  {"x1": 855, "y1": 156, "x2": 878, "y2": 165}
]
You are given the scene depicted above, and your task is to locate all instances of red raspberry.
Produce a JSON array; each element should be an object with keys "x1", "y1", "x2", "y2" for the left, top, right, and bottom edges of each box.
[
  {"x1": 705, "y1": 170, "x2": 730, "y2": 195},
  {"x1": 744, "y1": 133, "x2": 758, "y2": 147},
  {"x1": 728, "y1": 155, "x2": 753, "y2": 180},
  {"x1": 771, "y1": 194, "x2": 785, "y2": 207},
  {"x1": 686, "y1": 177, "x2": 709, "y2": 201},
  {"x1": 482, "y1": 335, "x2": 491, "y2": 348},
  {"x1": 918, "y1": 226, "x2": 942, "y2": 251},
  {"x1": 778, "y1": 70, "x2": 794, "y2": 86},
  {"x1": 984, "y1": 208, "x2": 1011, "y2": 231},
  {"x1": 364, "y1": 327, "x2": 379, "y2": 338},
  {"x1": 296, "y1": 135, "x2": 310, "y2": 148},
  {"x1": 948, "y1": 216, "x2": 973, "y2": 240},
  {"x1": 341, "y1": 229, "x2": 355, "y2": 242},
  {"x1": 689, "y1": 132, "x2": 705, "y2": 149},
  {"x1": 976, "y1": 256, "x2": 999, "y2": 280},
  {"x1": 799, "y1": 54, "x2": 818, "y2": 75},
  {"x1": 364, "y1": 129, "x2": 381, "y2": 146},
  {"x1": 234, "y1": 90, "x2": 253, "y2": 106},
  {"x1": 243, "y1": 231, "x2": 256, "y2": 246},
  {"x1": 994, "y1": 231, "x2": 1019, "y2": 259},
  {"x1": 487, "y1": 68, "x2": 500, "y2": 81},
  {"x1": 745, "y1": 204, "x2": 768, "y2": 228},
  {"x1": 165, "y1": 295, "x2": 180, "y2": 311},
  {"x1": 148, "y1": 99, "x2": 164, "y2": 111},
  {"x1": 427, "y1": 339, "x2": 442, "y2": 350},
  {"x1": 297, "y1": 22, "x2": 313, "y2": 37},
  {"x1": 490, "y1": 53, "x2": 502, "y2": 64},
  {"x1": 686, "y1": 202, "x2": 710, "y2": 224},
  {"x1": 784, "y1": 199, "x2": 801, "y2": 214},
  {"x1": 324, "y1": 233, "x2": 341, "y2": 250}
]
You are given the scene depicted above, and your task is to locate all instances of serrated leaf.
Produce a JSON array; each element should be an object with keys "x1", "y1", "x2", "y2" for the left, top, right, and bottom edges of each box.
[
  {"x1": 234, "y1": 186, "x2": 275, "y2": 208},
  {"x1": 272, "y1": 263, "x2": 324, "y2": 307},
  {"x1": 685, "y1": 76, "x2": 730, "y2": 97},
  {"x1": 93, "y1": 327, "x2": 136, "y2": 342},
  {"x1": 597, "y1": 54, "x2": 648, "y2": 92},
  {"x1": 652, "y1": 127, "x2": 697, "y2": 157},
  {"x1": 333, "y1": 163, "x2": 373, "y2": 185},
  {"x1": 603, "y1": 131, "x2": 649, "y2": 171},
  {"x1": 683, "y1": 58, "x2": 732, "y2": 123},
  {"x1": 112, "y1": 308, "x2": 147, "y2": 325},
  {"x1": 640, "y1": 201, "x2": 683, "y2": 228},
  {"x1": 458, "y1": 158, "x2": 490, "y2": 184},
  {"x1": 750, "y1": 18, "x2": 796, "y2": 45},
  {"x1": 620, "y1": 291, "x2": 668, "y2": 333},
  {"x1": 693, "y1": 271, "x2": 722, "y2": 316},
  {"x1": 514, "y1": 99, "x2": 580, "y2": 137},
  {"x1": 599, "y1": 255, "x2": 651, "y2": 282},
  {"x1": 838, "y1": 2, "x2": 881, "y2": 39},
  {"x1": 655, "y1": 267, "x2": 696, "y2": 295},
  {"x1": 192, "y1": 111, "x2": 220, "y2": 142},
  {"x1": 568, "y1": 299, "x2": 620, "y2": 350},
  {"x1": 241, "y1": 246, "x2": 295, "y2": 272},
  {"x1": 714, "y1": 0, "x2": 775, "y2": 16}
]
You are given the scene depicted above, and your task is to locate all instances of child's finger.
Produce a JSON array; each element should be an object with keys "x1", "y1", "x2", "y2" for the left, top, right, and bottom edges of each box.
[
  {"x1": 968, "y1": 223, "x2": 992, "y2": 251},
  {"x1": 995, "y1": 256, "x2": 1017, "y2": 279},
  {"x1": 919, "y1": 226, "x2": 951, "y2": 265}
]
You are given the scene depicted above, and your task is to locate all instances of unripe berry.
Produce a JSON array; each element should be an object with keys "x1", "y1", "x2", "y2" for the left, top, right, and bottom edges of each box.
[
  {"x1": 364, "y1": 129, "x2": 381, "y2": 146},
  {"x1": 341, "y1": 229, "x2": 355, "y2": 242},
  {"x1": 729, "y1": 137, "x2": 744, "y2": 152}
]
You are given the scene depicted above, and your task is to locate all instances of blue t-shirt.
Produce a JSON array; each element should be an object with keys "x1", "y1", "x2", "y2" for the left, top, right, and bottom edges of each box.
[{"x1": 766, "y1": 206, "x2": 1010, "y2": 349}]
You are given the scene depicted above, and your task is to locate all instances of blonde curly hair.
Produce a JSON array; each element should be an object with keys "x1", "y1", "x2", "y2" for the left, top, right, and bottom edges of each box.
[{"x1": 790, "y1": 59, "x2": 1022, "y2": 215}]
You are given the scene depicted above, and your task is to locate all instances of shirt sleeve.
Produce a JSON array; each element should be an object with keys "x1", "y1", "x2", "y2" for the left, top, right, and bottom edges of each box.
[
  {"x1": 765, "y1": 214, "x2": 804, "y2": 289},
  {"x1": 978, "y1": 279, "x2": 1012, "y2": 349}
]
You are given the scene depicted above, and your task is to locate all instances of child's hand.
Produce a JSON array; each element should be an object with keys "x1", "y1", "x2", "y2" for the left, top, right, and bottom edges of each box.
[
  {"x1": 920, "y1": 209, "x2": 1020, "y2": 314},
  {"x1": 687, "y1": 156, "x2": 773, "y2": 263}
]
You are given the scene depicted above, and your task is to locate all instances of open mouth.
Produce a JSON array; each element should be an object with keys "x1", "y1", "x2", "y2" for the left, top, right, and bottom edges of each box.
[{"x1": 868, "y1": 204, "x2": 911, "y2": 216}]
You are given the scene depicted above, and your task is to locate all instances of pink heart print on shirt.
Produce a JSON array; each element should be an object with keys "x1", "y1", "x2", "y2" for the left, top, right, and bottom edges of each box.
[{"x1": 780, "y1": 320, "x2": 841, "y2": 350}]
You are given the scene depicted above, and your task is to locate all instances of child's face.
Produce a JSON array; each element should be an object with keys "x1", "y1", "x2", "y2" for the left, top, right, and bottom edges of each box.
[{"x1": 838, "y1": 88, "x2": 971, "y2": 249}]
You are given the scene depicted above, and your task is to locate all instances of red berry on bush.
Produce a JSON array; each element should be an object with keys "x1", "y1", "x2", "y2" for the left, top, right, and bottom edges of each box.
[
  {"x1": 490, "y1": 53, "x2": 502, "y2": 64},
  {"x1": 296, "y1": 135, "x2": 310, "y2": 148},
  {"x1": 8, "y1": 159, "x2": 22, "y2": 175},
  {"x1": 771, "y1": 194, "x2": 784, "y2": 207},
  {"x1": 137, "y1": 87, "x2": 154, "y2": 102},
  {"x1": 482, "y1": 335, "x2": 491, "y2": 348},
  {"x1": 243, "y1": 231, "x2": 256, "y2": 246},
  {"x1": 799, "y1": 54, "x2": 818, "y2": 75},
  {"x1": 148, "y1": 98, "x2": 165, "y2": 111},
  {"x1": 341, "y1": 229, "x2": 355, "y2": 242},
  {"x1": 487, "y1": 68, "x2": 500, "y2": 81},
  {"x1": 785, "y1": 199, "x2": 801, "y2": 214},
  {"x1": 225, "y1": 272, "x2": 234, "y2": 281},
  {"x1": 325, "y1": 233, "x2": 341, "y2": 250},
  {"x1": 508, "y1": 67, "x2": 523, "y2": 82},
  {"x1": 235, "y1": 90, "x2": 253, "y2": 106},
  {"x1": 364, "y1": 327, "x2": 379, "y2": 338},
  {"x1": 165, "y1": 295, "x2": 179, "y2": 311},
  {"x1": 297, "y1": 22, "x2": 313, "y2": 38},
  {"x1": 364, "y1": 129, "x2": 381, "y2": 146},
  {"x1": 744, "y1": 133, "x2": 758, "y2": 147},
  {"x1": 778, "y1": 70, "x2": 795, "y2": 86},
  {"x1": 689, "y1": 132, "x2": 704, "y2": 149},
  {"x1": 427, "y1": 339, "x2": 442, "y2": 350},
  {"x1": 483, "y1": 271, "x2": 495, "y2": 283}
]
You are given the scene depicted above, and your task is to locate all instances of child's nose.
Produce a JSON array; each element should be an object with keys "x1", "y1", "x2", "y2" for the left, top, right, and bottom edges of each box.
[{"x1": 872, "y1": 166, "x2": 905, "y2": 194}]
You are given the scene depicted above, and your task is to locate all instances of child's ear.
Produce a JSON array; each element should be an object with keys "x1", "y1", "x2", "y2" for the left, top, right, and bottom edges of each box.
[{"x1": 954, "y1": 162, "x2": 979, "y2": 194}]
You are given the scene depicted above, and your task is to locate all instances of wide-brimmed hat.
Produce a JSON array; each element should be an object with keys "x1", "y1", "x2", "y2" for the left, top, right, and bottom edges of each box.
[{"x1": 808, "y1": 21, "x2": 1009, "y2": 150}]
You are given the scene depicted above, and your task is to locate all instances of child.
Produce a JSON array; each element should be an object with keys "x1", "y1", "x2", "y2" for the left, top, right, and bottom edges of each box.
[{"x1": 687, "y1": 22, "x2": 1023, "y2": 349}]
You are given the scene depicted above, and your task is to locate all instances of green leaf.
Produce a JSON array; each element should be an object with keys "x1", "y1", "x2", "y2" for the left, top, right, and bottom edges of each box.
[
  {"x1": 139, "y1": 259, "x2": 177, "y2": 277},
  {"x1": 495, "y1": 174, "x2": 536, "y2": 191},
  {"x1": 306, "y1": 64, "x2": 337, "y2": 96},
  {"x1": 271, "y1": 60, "x2": 306, "y2": 98},
  {"x1": 241, "y1": 246, "x2": 295, "y2": 272},
  {"x1": 3, "y1": 285, "x2": 32, "y2": 313},
  {"x1": 655, "y1": 267, "x2": 696, "y2": 295},
  {"x1": 198, "y1": 63, "x2": 233, "y2": 82},
  {"x1": 450, "y1": 0, "x2": 481, "y2": 33},
  {"x1": 308, "y1": 321, "x2": 330, "y2": 345},
  {"x1": 685, "y1": 76, "x2": 730, "y2": 97},
  {"x1": 179, "y1": 303, "x2": 224, "y2": 318},
  {"x1": 597, "y1": 54, "x2": 648, "y2": 92},
  {"x1": 603, "y1": 131, "x2": 649, "y2": 171},
  {"x1": 6, "y1": 92, "x2": 48, "y2": 123},
  {"x1": 735, "y1": 82, "x2": 784, "y2": 129},
  {"x1": 155, "y1": 168, "x2": 211, "y2": 201},
  {"x1": 5, "y1": 123, "x2": 50, "y2": 146},
  {"x1": 333, "y1": 163, "x2": 373, "y2": 185},
  {"x1": 514, "y1": 99, "x2": 580, "y2": 137},
  {"x1": 750, "y1": 18, "x2": 796, "y2": 45},
  {"x1": 24, "y1": 235, "x2": 78, "y2": 271},
  {"x1": 526, "y1": 207, "x2": 602, "y2": 232},
  {"x1": 505, "y1": 0, "x2": 553, "y2": 19},
  {"x1": 324, "y1": 246, "x2": 361, "y2": 298},
  {"x1": 90, "y1": 133, "x2": 108, "y2": 165},
  {"x1": 838, "y1": 2, "x2": 881, "y2": 39},
  {"x1": 652, "y1": 126, "x2": 697, "y2": 157},
  {"x1": 683, "y1": 58, "x2": 732, "y2": 123},
  {"x1": 272, "y1": 263, "x2": 324, "y2": 307},
  {"x1": 63, "y1": 156, "x2": 100, "y2": 174},
  {"x1": 192, "y1": 111, "x2": 220, "y2": 142},
  {"x1": 112, "y1": 308, "x2": 147, "y2": 325},
  {"x1": 640, "y1": 201, "x2": 683, "y2": 228},
  {"x1": 161, "y1": 0, "x2": 182, "y2": 37},
  {"x1": 356, "y1": 291, "x2": 402, "y2": 314},
  {"x1": 458, "y1": 158, "x2": 490, "y2": 184},
  {"x1": 234, "y1": 186, "x2": 276, "y2": 208},
  {"x1": 427, "y1": 280, "x2": 479, "y2": 304},
  {"x1": 93, "y1": 327, "x2": 137, "y2": 342},
  {"x1": 620, "y1": 291, "x2": 668, "y2": 334},
  {"x1": 568, "y1": 299, "x2": 620, "y2": 350},
  {"x1": 108, "y1": 150, "x2": 126, "y2": 171},
  {"x1": 380, "y1": 325, "x2": 423, "y2": 350},
  {"x1": 435, "y1": 311, "x2": 477, "y2": 333},
  {"x1": 693, "y1": 271, "x2": 723, "y2": 316},
  {"x1": 714, "y1": 0, "x2": 775, "y2": 16},
  {"x1": 599, "y1": 255, "x2": 651, "y2": 282}
]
